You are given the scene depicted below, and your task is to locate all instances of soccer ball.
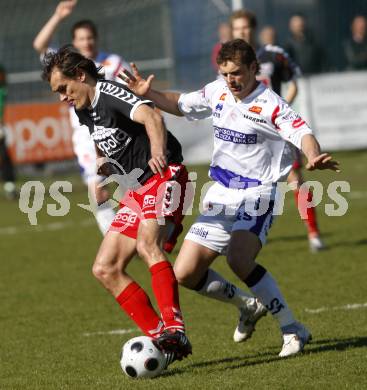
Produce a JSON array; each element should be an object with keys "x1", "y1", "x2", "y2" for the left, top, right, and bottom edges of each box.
[{"x1": 120, "y1": 336, "x2": 166, "y2": 379}]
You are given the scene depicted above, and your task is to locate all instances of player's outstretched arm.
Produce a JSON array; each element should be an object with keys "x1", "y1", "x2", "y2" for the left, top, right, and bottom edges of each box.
[
  {"x1": 33, "y1": 0, "x2": 78, "y2": 54},
  {"x1": 119, "y1": 63, "x2": 183, "y2": 117},
  {"x1": 301, "y1": 134, "x2": 340, "y2": 172},
  {"x1": 284, "y1": 80, "x2": 298, "y2": 105},
  {"x1": 132, "y1": 104, "x2": 168, "y2": 177}
]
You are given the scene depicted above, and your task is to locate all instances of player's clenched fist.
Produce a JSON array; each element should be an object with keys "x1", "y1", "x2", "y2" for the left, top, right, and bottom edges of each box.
[{"x1": 55, "y1": 0, "x2": 78, "y2": 20}]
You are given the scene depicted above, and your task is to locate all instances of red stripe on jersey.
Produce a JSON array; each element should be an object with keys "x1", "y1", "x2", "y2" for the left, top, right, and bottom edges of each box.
[
  {"x1": 292, "y1": 118, "x2": 306, "y2": 128},
  {"x1": 271, "y1": 105, "x2": 280, "y2": 130}
]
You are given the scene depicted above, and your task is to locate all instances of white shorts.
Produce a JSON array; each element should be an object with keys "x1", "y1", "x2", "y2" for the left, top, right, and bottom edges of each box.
[{"x1": 185, "y1": 181, "x2": 276, "y2": 254}]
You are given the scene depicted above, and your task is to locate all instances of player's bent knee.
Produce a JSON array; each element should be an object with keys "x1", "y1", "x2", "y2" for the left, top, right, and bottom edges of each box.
[
  {"x1": 136, "y1": 239, "x2": 161, "y2": 262},
  {"x1": 174, "y1": 268, "x2": 192, "y2": 288},
  {"x1": 174, "y1": 263, "x2": 205, "y2": 289},
  {"x1": 227, "y1": 252, "x2": 256, "y2": 280},
  {"x1": 92, "y1": 257, "x2": 119, "y2": 283}
]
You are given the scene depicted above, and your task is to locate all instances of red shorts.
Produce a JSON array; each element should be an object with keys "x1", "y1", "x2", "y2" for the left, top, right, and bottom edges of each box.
[{"x1": 110, "y1": 164, "x2": 190, "y2": 250}]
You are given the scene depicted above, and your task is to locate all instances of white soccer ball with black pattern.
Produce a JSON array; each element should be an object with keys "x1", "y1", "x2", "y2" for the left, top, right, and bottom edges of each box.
[{"x1": 120, "y1": 336, "x2": 166, "y2": 379}]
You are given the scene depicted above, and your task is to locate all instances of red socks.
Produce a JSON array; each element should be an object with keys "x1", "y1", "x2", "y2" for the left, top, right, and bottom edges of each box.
[
  {"x1": 150, "y1": 261, "x2": 185, "y2": 332},
  {"x1": 116, "y1": 261, "x2": 185, "y2": 337},
  {"x1": 294, "y1": 189, "x2": 319, "y2": 235},
  {"x1": 116, "y1": 282, "x2": 163, "y2": 338}
]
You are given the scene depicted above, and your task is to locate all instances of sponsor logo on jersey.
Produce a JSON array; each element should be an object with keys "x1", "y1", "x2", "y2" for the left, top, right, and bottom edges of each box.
[
  {"x1": 280, "y1": 112, "x2": 298, "y2": 121},
  {"x1": 219, "y1": 93, "x2": 227, "y2": 101},
  {"x1": 214, "y1": 126, "x2": 257, "y2": 144},
  {"x1": 249, "y1": 106, "x2": 262, "y2": 114},
  {"x1": 143, "y1": 195, "x2": 156, "y2": 208},
  {"x1": 215, "y1": 103, "x2": 223, "y2": 111},
  {"x1": 92, "y1": 126, "x2": 132, "y2": 157},
  {"x1": 243, "y1": 113, "x2": 266, "y2": 124},
  {"x1": 115, "y1": 207, "x2": 138, "y2": 224},
  {"x1": 255, "y1": 97, "x2": 267, "y2": 104},
  {"x1": 213, "y1": 103, "x2": 224, "y2": 118},
  {"x1": 189, "y1": 226, "x2": 209, "y2": 239}
]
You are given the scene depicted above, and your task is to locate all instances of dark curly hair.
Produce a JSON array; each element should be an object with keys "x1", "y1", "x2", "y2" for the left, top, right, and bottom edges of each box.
[
  {"x1": 216, "y1": 39, "x2": 260, "y2": 73},
  {"x1": 42, "y1": 45, "x2": 102, "y2": 82}
]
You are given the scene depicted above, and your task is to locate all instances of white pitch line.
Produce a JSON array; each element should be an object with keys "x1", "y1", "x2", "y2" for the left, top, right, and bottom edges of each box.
[
  {"x1": 0, "y1": 226, "x2": 18, "y2": 234},
  {"x1": 83, "y1": 328, "x2": 136, "y2": 337},
  {"x1": 346, "y1": 191, "x2": 367, "y2": 199},
  {"x1": 305, "y1": 302, "x2": 367, "y2": 314},
  {"x1": 0, "y1": 218, "x2": 95, "y2": 235}
]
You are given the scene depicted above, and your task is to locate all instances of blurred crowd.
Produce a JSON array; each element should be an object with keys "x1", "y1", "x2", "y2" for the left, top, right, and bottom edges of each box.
[{"x1": 212, "y1": 13, "x2": 367, "y2": 75}]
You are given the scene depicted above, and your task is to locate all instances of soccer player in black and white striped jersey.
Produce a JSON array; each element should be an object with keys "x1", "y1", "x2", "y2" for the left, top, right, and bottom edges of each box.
[{"x1": 42, "y1": 47, "x2": 192, "y2": 362}]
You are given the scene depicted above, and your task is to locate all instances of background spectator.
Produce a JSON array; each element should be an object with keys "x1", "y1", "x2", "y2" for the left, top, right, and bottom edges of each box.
[
  {"x1": 343, "y1": 15, "x2": 367, "y2": 70},
  {"x1": 285, "y1": 14, "x2": 325, "y2": 74},
  {"x1": 259, "y1": 25, "x2": 277, "y2": 46}
]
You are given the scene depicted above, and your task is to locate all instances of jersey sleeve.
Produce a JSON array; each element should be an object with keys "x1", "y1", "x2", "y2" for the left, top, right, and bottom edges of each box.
[
  {"x1": 101, "y1": 86, "x2": 153, "y2": 121},
  {"x1": 178, "y1": 86, "x2": 213, "y2": 121},
  {"x1": 271, "y1": 102, "x2": 313, "y2": 149}
]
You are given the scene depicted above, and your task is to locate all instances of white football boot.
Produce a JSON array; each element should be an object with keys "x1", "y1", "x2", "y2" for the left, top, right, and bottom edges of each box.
[
  {"x1": 309, "y1": 236, "x2": 326, "y2": 253},
  {"x1": 233, "y1": 298, "x2": 268, "y2": 343},
  {"x1": 279, "y1": 322, "x2": 312, "y2": 357}
]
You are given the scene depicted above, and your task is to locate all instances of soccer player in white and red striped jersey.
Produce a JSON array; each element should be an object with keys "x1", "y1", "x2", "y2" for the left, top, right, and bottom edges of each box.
[
  {"x1": 33, "y1": 0, "x2": 130, "y2": 235},
  {"x1": 121, "y1": 39, "x2": 340, "y2": 357}
]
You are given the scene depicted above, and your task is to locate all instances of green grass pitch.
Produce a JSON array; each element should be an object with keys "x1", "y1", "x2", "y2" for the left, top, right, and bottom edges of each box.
[{"x1": 1, "y1": 151, "x2": 366, "y2": 389}]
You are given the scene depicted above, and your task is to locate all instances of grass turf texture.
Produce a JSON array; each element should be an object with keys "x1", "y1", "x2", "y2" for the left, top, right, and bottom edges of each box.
[{"x1": 1, "y1": 151, "x2": 366, "y2": 389}]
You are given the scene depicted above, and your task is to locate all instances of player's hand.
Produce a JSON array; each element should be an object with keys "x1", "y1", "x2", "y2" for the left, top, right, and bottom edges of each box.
[
  {"x1": 118, "y1": 63, "x2": 154, "y2": 96},
  {"x1": 306, "y1": 153, "x2": 340, "y2": 172},
  {"x1": 55, "y1": 0, "x2": 77, "y2": 20},
  {"x1": 148, "y1": 150, "x2": 167, "y2": 178}
]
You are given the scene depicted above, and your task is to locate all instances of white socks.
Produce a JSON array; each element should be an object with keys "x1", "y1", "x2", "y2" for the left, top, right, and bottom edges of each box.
[
  {"x1": 249, "y1": 271, "x2": 295, "y2": 328},
  {"x1": 197, "y1": 268, "x2": 255, "y2": 309}
]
